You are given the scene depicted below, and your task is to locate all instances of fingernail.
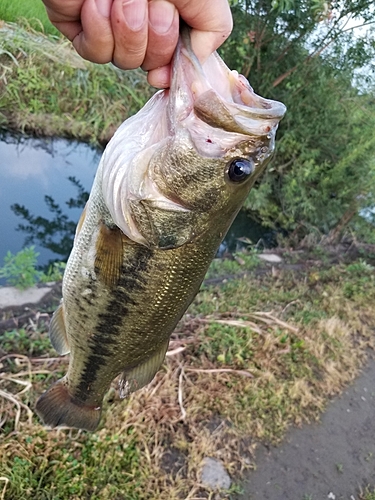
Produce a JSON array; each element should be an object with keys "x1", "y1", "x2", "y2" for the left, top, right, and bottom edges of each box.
[
  {"x1": 149, "y1": 1, "x2": 175, "y2": 34},
  {"x1": 123, "y1": 0, "x2": 146, "y2": 30},
  {"x1": 96, "y1": 0, "x2": 111, "y2": 17}
]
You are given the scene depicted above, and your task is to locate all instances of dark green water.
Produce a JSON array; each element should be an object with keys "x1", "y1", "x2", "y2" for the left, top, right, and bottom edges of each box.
[{"x1": 0, "y1": 134, "x2": 274, "y2": 269}]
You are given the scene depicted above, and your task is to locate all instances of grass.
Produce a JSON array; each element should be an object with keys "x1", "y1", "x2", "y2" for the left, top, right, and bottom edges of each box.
[
  {"x1": 0, "y1": 22, "x2": 153, "y2": 145},
  {"x1": 0, "y1": 0, "x2": 59, "y2": 36},
  {"x1": 0, "y1": 246, "x2": 66, "y2": 289},
  {"x1": 1, "y1": 245, "x2": 375, "y2": 499},
  {"x1": 359, "y1": 487, "x2": 375, "y2": 500}
]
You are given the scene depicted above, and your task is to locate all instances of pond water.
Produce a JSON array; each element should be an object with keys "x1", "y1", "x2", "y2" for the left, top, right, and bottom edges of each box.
[{"x1": 0, "y1": 134, "x2": 274, "y2": 271}]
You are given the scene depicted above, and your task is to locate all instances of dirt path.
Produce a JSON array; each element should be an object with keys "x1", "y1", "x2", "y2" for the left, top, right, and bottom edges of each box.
[{"x1": 241, "y1": 360, "x2": 375, "y2": 499}]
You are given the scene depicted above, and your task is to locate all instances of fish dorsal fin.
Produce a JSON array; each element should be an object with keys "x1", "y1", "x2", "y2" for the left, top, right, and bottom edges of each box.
[
  {"x1": 118, "y1": 339, "x2": 170, "y2": 398},
  {"x1": 49, "y1": 302, "x2": 70, "y2": 355},
  {"x1": 94, "y1": 223, "x2": 124, "y2": 288}
]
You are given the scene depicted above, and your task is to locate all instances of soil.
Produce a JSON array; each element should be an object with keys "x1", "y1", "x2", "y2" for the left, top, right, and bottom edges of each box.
[{"x1": 239, "y1": 360, "x2": 375, "y2": 499}]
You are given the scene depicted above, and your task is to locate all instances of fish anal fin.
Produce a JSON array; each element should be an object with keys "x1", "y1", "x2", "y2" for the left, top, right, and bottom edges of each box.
[
  {"x1": 94, "y1": 223, "x2": 124, "y2": 288},
  {"x1": 35, "y1": 378, "x2": 101, "y2": 431},
  {"x1": 49, "y1": 302, "x2": 70, "y2": 355},
  {"x1": 119, "y1": 339, "x2": 169, "y2": 398}
]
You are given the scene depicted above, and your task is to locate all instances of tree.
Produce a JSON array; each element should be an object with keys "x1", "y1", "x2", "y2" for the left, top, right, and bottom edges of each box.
[{"x1": 220, "y1": 0, "x2": 375, "y2": 240}]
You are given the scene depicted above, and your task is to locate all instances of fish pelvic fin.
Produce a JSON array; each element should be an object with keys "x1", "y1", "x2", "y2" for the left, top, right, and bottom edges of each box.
[
  {"x1": 35, "y1": 378, "x2": 101, "y2": 431},
  {"x1": 119, "y1": 339, "x2": 169, "y2": 398},
  {"x1": 49, "y1": 302, "x2": 70, "y2": 355}
]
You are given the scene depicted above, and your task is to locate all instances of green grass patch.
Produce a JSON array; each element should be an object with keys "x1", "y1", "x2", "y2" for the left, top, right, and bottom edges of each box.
[
  {"x1": 1, "y1": 328, "x2": 53, "y2": 357},
  {"x1": 204, "y1": 251, "x2": 262, "y2": 280},
  {"x1": 2, "y1": 428, "x2": 144, "y2": 500},
  {"x1": 359, "y1": 487, "x2": 375, "y2": 500},
  {"x1": 0, "y1": 0, "x2": 59, "y2": 36},
  {"x1": 0, "y1": 23, "x2": 153, "y2": 145},
  {"x1": 0, "y1": 246, "x2": 66, "y2": 289}
]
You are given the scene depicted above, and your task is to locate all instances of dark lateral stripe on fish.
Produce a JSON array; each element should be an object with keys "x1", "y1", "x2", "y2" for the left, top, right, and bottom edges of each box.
[{"x1": 74, "y1": 245, "x2": 153, "y2": 402}]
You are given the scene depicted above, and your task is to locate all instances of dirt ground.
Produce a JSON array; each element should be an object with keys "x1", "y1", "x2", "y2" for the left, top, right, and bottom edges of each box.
[{"x1": 240, "y1": 360, "x2": 375, "y2": 499}]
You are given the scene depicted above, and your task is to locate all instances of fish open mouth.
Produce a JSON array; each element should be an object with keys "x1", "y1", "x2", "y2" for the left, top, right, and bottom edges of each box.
[{"x1": 169, "y1": 24, "x2": 286, "y2": 139}]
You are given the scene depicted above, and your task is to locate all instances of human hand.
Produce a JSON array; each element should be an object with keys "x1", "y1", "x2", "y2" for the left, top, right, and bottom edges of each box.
[{"x1": 41, "y1": 0, "x2": 233, "y2": 88}]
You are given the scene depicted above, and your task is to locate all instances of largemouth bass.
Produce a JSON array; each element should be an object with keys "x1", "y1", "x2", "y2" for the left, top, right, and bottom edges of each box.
[{"x1": 36, "y1": 26, "x2": 285, "y2": 431}]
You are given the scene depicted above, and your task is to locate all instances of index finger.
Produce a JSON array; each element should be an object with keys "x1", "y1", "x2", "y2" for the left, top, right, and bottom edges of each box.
[{"x1": 173, "y1": 0, "x2": 233, "y2": 61}]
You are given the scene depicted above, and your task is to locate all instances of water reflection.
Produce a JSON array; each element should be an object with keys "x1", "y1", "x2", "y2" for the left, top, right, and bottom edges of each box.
[
  {"x1": 0, "y1": 134, "x2": 274, "y2": 271},
  {"x1": 0, "y1": 134, "x2": 100, "y2": 266},
  {"x1": 11, "y1": 176, "x2": 89, "y2": 262}
]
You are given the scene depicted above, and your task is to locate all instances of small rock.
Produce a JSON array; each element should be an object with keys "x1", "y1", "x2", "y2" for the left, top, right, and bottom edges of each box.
[
  {"x1": 258, "y1": 253, "x2": 282, "y2": 263},
  {"x1": 0, "y1": 286, "x2": 52, "y2": 309},
  {"x1": 328, "y1": 493, "x2": 336, "y2": 499},
  {"x1": 200, "y1": 457, "x2": 231, "y2": 490}
]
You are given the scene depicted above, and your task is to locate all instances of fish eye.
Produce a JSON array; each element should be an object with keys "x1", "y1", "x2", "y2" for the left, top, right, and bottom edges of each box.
[{"x1": 227, "y1": 158, "x2": 254, "y2": 183}]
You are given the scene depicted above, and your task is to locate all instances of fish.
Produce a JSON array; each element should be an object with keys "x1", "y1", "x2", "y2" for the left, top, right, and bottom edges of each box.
[{"x1": 35, "y1": 25, "x2": 286, "y2": 431}]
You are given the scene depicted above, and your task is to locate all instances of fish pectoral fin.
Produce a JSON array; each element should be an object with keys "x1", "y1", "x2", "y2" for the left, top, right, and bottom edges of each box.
[
  {"x1": 49, "y1": 302, "x2": 70, "y2": 355},
  {"x1": 119, "y1": 339, "x2": 170, "y2": 398},
  {"x1": 94, "y1": 222, "x2": 124, "y2": 287},
  {"x1": 75, "y1": 203, "x2": 87, "y2": 239}
]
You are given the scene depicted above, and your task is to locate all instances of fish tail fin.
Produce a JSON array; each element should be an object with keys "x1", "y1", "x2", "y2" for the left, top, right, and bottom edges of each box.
[{"x1": 35, "y1": 378, "x2": 101, "y2": 431}]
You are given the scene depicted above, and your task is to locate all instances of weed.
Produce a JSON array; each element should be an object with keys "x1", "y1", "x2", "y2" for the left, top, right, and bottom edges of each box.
[
  {"x1": 39, "y1": 261, "x2": 66, "y2": 283},
  {"x1": 0, "y1": 23, "x2": 153, "y2": 145},
  {"x1": 359, "y1": 486, "x2": 375, "y2": 500},
  {"x1": 346, "y1": 260, "x2": 374, "y2": 274},
  {"x1": 0, "y1": 328, "x2": 52, "y2": 356},
  {"x1": 1, "y1": 249, "x2": 375, "y2": 498},
  {"x1": 0, "y1": 246, "x2": 65, "y2": 289},
  {"x1": 2, "y1": 428, "x2": 144, "y2": 500},
  {"x1": 0, "y1": 246, "x2": 42, "y2": 289},
  {"x1": 0, "y1": 1, "x2": 59, "y2": 36},
  {"x1": 205, "y1": 250, "x2": 262, "y2": 281}
]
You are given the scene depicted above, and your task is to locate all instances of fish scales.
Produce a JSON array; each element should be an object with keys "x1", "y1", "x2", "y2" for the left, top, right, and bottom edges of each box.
[
  {"x1": 66, "y1": 232, "x2": 218, "y2": 406},
  {"x1": 36, "y1": 24, "x2": 286, "y2": 431}
]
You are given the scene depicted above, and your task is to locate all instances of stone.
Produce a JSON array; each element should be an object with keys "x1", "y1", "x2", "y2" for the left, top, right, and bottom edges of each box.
[
  {"x1": 0, "y1": 286, "x2": 52, "y2": 309},
  {"x1": 200, "y1": 457, "x2": 231, "y2": 490},
  {"x1": 258, "y1": 253, "x2": 283, "y2": 263}
]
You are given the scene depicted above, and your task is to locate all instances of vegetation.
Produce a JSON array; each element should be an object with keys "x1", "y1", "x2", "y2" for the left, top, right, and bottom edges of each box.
[
  {"x1": 1, "y1": 247, "x2": 375, "y2": 498},
  {"x1": 0, "y1": 22, "x2": 153, "y2": 146},
  {"x1": 359, "y1": 487, "x2": 375, "y2": 500},
  {"x1": 0, "y1": 0, "x2": 59, "y2": 36},
  {"x1": 0, "y1": 246, "x2": 65, "y2": 288},
  {"x1": 220, "y1": 0, "x2": 375, "y2": 241}
]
